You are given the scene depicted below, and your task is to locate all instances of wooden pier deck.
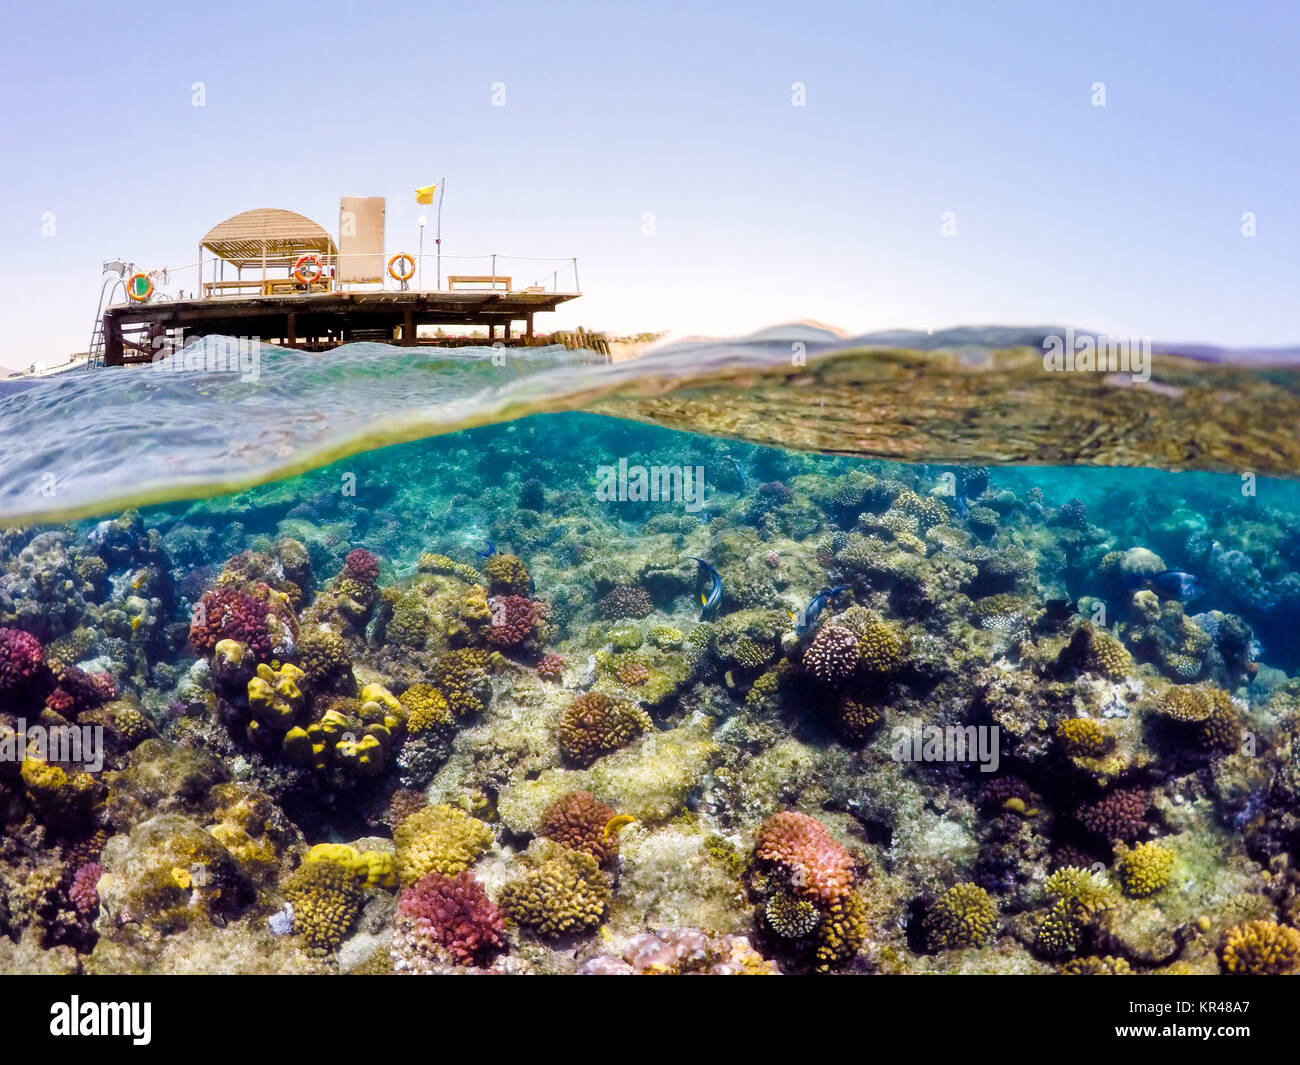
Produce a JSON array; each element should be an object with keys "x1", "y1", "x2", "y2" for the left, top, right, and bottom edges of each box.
[{"x1": 101, "y1": 289, "x2": 580, "y2": 365}]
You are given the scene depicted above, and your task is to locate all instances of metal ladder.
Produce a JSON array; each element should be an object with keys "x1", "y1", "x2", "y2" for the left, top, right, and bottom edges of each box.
[{"x1": 87, "y1": 268, "x2": 129, "y2": 368}]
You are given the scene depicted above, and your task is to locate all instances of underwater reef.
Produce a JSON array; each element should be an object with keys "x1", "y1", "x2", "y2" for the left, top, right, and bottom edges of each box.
[{"x1": 2, "y1": 411, "x2": 1300, "y2": 975}]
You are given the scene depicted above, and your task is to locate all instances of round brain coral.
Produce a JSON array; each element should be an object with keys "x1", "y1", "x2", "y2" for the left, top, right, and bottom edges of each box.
[
  {"x1": 924, "y1": 883, "x2": 998, "y2": 951},
  {"x1": 539, "y1": 791, "x2": 620, "y2": 864},
  {"x1": 1115, "y1": 841, "x2": 1174, "y2": 898},
  {"x1": 1219, "y1": 920, "x2": 1300, "y2": 975},
  {"x1": 802, "y1": 625, "x2": 860, "y2": 684},
  {"x1": 558, "y1": 692, "x2": 653, "y2": 767},
  {"x1": 189, "y1": 588, "x2": 273, "y2": 661},
  {"x1": 397, "y1": 870, "x2": 506, "y2": 967},
  {"x1": 0, "y1": 627, "x2": 45, "y2": 696},
  {"x1": 597, "y1": 584, "x2": 654, "y2": 620},
  {"x1": 394, "y1": 804, "x2": 494, "y2": 886},
  {"x1": 754, "y1": 811, "x2": 855, "y2": 904},
  {"x1": 500, "y1": 848, "x2": 610, "y2": 938},
  {"x1": 342, "y1": 548, "x2": 380, "y2": 585}
]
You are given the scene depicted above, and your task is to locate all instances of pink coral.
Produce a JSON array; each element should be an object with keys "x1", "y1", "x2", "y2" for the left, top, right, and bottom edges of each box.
[
  {"x1": 0, "y1": 627, "x2": 45, "y2": 696},
  {"x1": 188, "y1": 587, "x2": 273, "y2": 661},
  {"x1": 536, "y1": 653, "x2": 565, "y2": 680},
  {"x1": 397, "y1": 871, "x2": 506, "y2": 967},
  {"x1": 487, "y1": 595, "x2": 540, "y2": 647},
  {"x1": 69, "y1": 861, "x2": 102, "y2": 915},
  {"x1": 343, "y1": 548, "x2": 380, "y2": 585},
  {"x1": 754, "y1": 811, "x2": 855, "y2": 903}
]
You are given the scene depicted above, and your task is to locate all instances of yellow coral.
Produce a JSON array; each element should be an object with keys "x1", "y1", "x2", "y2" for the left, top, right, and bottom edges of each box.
[
  {"x1": 247, "y1": 661, "x2": 306, "y2": 729},
  {"x1": 400, "y1": 683, "x2": 454, "y2": 735},
  {"x1": 1057, "y1": 717, "x2": 1112, "y2": 758},
  {"x1": 283, "y1": 857, "x2": 366, "y2": 953},
  {"x1": 500, "y1": 848, "x2": 609, "y2": 938},
  {"x1": 1220, "y1": 919, "x2": 1300, "y2": 975},
  {"x1": 1115, "y1": 841, "x2": 1174, "y2": 899},
  {"x1": 924, "y1": 882, "x2": 998, "y2": 951},
  {"x1": 814, "y1": 891, "x2": 867, "y2": 971},
  {"x1": 305, "y1": 843, "x2": 396, "y2": 889},
  {"x1": 394, "y1": 804, "x2": 494, "y2": 885}
]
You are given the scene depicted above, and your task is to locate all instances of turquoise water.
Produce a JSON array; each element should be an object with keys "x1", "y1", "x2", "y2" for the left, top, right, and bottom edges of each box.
[{"x1": 3, "y1": 331, "x2": 1300, "y2": 974}]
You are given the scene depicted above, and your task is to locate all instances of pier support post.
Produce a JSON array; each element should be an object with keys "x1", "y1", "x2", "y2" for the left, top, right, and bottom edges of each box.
[
  {"x1": 504, "y1": 321, "x2": 511, "y2": 342},
  {"x1": 103, "y1": 313, "x2": 123, "y2": 367},
  {"x1": 526, "y1": 313, "x2": 534, "y2": 344},
  {"x1": 286, "y1": 312, "x2": 296, "y2": 348},
  {"x1": 488, "y1": 323, "x2": 495, "y2": 341},
  {"x1": 402, "y1": 309, "x2": 415, "y2": 346}
]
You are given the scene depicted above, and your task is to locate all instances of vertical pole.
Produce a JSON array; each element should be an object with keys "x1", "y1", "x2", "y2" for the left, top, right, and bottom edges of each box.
[
  {"x1": 418, "y1": 225, "x2": 424, "y2": 291},
  {"x1": 526, "y1": 312, "x2": 533, "y2": 344},
  {"x1": 286, "y1": 312, "x2": 296, "y2": 348},
  {"x1": 435, "y1": 177, "x2": 444, "y2": 291},
  {"x1": 572, "y1": 258, "x2": 579, "y2": 293},
  {"x1": 403, "y1": 308, "x2": 415, "y2": 346}
]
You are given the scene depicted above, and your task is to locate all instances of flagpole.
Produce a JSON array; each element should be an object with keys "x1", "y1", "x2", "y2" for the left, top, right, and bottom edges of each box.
[{"x1": 435, "y1": 177, "x2": 445, "y2": 291}]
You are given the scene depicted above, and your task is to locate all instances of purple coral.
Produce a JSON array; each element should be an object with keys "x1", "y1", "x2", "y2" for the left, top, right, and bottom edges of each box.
[
  {"x1": 1074, "y1": 787, "x2": 1148, "y2": 843},
  {"x1": 69, "y1": 861, "x2": 102, "y2": 915},
  {"x1": 0, "y1": 627, "x2": 45, "y2": 696}
]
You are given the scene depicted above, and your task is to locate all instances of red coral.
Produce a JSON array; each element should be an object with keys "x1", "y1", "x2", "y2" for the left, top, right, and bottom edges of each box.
[
  {"x1": 343, "y1": 548, "x2": 381, "y2": 585},
  {"x1": 1074, "y1": 787, "x2": 1148, "y2": 843},
  {"x1": 536, "y1": 653, "x2": 565, "y2": 680},
  {"x1": 754, "y1": 811, "x2": 855, "y2": 903},
  {"x1": 188, "y1": 588, "x2": 272, "y2": 661},
  {"x1": 0, "y1": 627, "x2": 45, "y2": 695},
  {"x1": 69, "y1": 861, "x2": 102, "y2": 915},
  {"x1": 540, "y1": 790, "x2": 619, "y2": 864},
  {"x1": 487, "y1": 595, "x2": 540, "y2": 647},
  {"x1": 398, "y1": 871, "x2": 506, "y2": 966},
  {"x1": 45, "y1": 666, "x2": 113, "y2": 715}
]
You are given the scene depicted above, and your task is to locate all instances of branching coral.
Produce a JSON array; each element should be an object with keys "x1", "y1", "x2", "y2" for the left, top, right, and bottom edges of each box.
[
  {"x1": 500, "y1": 848, "x2": 610, "y2": 938},
  {"x1": 753, "y1": 811, "x2": 855, "y2": 904},
  {"x1": 923, "y1": 882, "x2": 998, "y2": 951},
  {"x1": 394, "y1": 804, "x2": 494, "y2": 885},
  {"x1": 802, "y1": 625, "x2": 859, "y2": 684},
  {"x1": 395, "y1": 870, "x2": 506, "y2": 968},
  {"x1": 1115, "y1": 841, "x2": 1174, "y2": 899},
  {"x1": 1219, "y1": 920, "x2": 1300, "y2": 975},
  {"x1": 538, "y1": 791, "x2": 620, "y2": 864},
  {"x1": 558, "y1": 692, "x2": 652, "y2": 766}
]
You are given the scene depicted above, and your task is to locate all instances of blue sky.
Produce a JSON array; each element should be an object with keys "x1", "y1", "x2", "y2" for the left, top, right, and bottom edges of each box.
[{"x1": 1, "y1": 0, "x2": 1297, "y2": 369}]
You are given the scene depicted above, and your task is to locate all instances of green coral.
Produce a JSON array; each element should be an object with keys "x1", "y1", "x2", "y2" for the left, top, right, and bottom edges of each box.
[{"x1": 483, "y1": 553, "x2": 531, "y2": 596}]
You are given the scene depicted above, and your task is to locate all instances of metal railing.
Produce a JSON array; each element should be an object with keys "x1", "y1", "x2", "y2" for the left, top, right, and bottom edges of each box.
[{"x1": 103, "y1": 253, "x2": 580, "y2": 307}]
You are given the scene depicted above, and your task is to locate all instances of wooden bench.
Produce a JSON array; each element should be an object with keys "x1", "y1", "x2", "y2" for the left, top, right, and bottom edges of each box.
[
  {"x1": 447, "y1": 274, "x2": 512, "y2": 292},
  {"x1": 203, "y1": 278, "x2": 331, "y2": 297}
]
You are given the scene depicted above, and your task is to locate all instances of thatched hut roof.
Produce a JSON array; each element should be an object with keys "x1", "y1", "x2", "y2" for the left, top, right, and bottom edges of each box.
[{"x1": 200, "y1": 208, "x2": 337, "y2": 268}]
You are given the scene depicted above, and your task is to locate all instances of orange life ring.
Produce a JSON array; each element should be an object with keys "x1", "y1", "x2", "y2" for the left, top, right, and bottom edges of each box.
[
  {"x1": 388, "y1": 253, "x2": 416, "y2": 282},
  {"x1": 127, "y1": 273, "x2": 154, "y2": 302},
  {"x1": 293, "y1": 254, "x2": 325, "y2": 285}
]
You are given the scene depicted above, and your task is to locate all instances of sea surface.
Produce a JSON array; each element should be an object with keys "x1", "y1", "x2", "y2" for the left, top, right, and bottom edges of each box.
[{"x1": 2, "y1": 326, "x2": 1299, "y2": 975}]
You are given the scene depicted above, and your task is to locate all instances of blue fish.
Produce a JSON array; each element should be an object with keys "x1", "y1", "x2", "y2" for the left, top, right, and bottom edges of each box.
[
  {"x1": 788, "y1": 586, "x2": 847, "y2": 635},
  {"x1": 477, "y1": 540, "x2": 496, "y2": 558},
  {"x1": 689, "y1": 557, "x2": 723, "y2": 620},
  {"x1": 1127, "y1": 569, "x2": 1203, "y2": 601},
  {"x1": 729, "y1": 457, "x2": 749, "y2": 488}
]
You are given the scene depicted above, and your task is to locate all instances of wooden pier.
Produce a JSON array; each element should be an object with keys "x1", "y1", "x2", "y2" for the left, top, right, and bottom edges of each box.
[{"x1": 101, "y1": 288, "x2": 580, "y2": 366}]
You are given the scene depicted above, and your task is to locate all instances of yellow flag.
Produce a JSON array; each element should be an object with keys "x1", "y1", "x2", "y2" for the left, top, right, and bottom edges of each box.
[{"x1": 415, "y1": 184, "x2": 437, "y2": 205}]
